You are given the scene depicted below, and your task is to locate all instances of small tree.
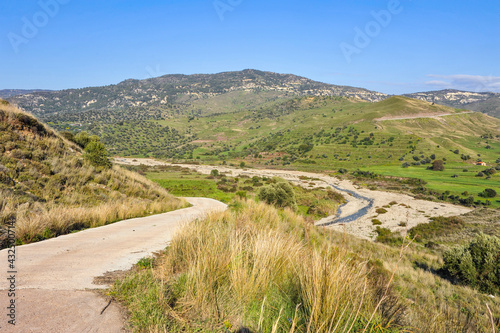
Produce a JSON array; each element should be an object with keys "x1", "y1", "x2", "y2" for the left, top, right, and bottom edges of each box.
[
  {"x1": 210, "y1": 169, "x2": 219, "y2": 177},
  {"x1": 74, "y1": 131, "x2": 91, "y2": 148},
  {"x1": 431, "y1": 160, "x2": 445, "y2": 171},
  {"x1": 84, "y1": 140, "x2": 111, "y2": 169}
]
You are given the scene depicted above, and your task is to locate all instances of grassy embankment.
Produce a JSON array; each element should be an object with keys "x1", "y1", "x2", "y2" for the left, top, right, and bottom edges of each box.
[
  {"x1": 111, "y1": 200, "x2": 402, "y2": 332},
  {"x1": 0, "y1": 101, "x2": 187, "y2": 246}
]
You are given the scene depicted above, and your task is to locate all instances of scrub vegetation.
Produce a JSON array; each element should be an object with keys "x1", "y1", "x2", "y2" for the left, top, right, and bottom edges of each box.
[{"x1": 0, "y1": 101, "x2": 186, "y2": 246}]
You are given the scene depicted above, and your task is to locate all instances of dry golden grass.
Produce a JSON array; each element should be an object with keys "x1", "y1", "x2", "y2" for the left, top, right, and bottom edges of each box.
[
  {"x1": 326, "y1": 229, "x2": 500, "y2": 332},
  {"x1": 112, "y1": 200, "x2": 398, "y2": 332},
  {"x1": 12, "y1": 197, "x2": 183, "y2": 242}
]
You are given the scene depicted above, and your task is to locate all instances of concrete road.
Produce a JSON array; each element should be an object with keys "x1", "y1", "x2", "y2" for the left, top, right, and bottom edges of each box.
[{"x1": 0, "y1": 197, "x2": 227, "y2": 332}]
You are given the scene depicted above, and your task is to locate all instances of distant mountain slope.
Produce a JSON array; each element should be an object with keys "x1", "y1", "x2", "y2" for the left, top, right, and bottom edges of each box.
[
  {"x1": 0, "y1": 89, "x2": 51, "y2": 99},
  {"x1": 0, "y1": 100, "x2": 184, "y2": 246},
  {"x1": 7, "y1": 69, "x2": 387, "y2": 117},
  {"x1": 8, "y1": 71, "x2": 499, "y2": 120},
  {"x1": 404, "y1": 89, "x2": 500, "y2": 118}
]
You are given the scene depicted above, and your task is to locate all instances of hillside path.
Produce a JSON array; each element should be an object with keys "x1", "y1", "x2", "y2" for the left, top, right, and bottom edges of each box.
[
  {"x1": 375, "y1": 111, "x2": 473, "y2": 121},
  {"x1": 0, "y1": 197, "x2": 227, "y2": 333}
]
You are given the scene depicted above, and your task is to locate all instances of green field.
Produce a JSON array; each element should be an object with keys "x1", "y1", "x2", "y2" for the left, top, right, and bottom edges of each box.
[
  {"x1": 145, "y1": 170, "x2": 235, "y2": 203},
  {"x1": 365, "y1": 163, "x2": 500, "y2": 207}
]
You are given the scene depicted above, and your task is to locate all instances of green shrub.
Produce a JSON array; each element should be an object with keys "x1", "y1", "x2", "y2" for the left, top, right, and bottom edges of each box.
[
  {"x1": 443, "y1": 233, "x2": 500, "y2": 295},
  {"x1": 74, "y1": 131, "x2": 91, "y2": 148},
  {"x1": 479, "y1": 188, "x2": 497, "y2": 198},
  {"x1": 236, "y1": 190, "x2": 247, "y2": 199},
  {"x1": 136, "y1": 257, "x2": 153, "y2": 269},
  {"x1": 372, "y1": 219, "x2": 382, "y2": 225},
  {"x1": 84, "y1": 140, "x2": 111, "y2": 169},
  {"x1": 408, "y1": 216, "x2": 464, "y2": 242},
  {"x1": 60, "y1": 131, "x2": 75, "y2": 142},
  {"x1": 258, "y1": 180, "x2": 297, "y2": 209},
  {"x1": 375, "y1": 227, "x2": 403, "y2": 246},
  {"x1": 375, "y1": 208, "x2": 388, "y2": 214}
]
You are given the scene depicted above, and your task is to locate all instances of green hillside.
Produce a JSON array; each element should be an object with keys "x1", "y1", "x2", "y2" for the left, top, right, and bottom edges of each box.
[
  {"x1": 46, "y1": 95, "x2": 500, "y2": 207},
  {"x1": 0, "y1": 100, "x2": 186, "y2": 246}
]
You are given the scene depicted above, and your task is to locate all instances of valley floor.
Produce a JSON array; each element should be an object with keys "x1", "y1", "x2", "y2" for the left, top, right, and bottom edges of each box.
[{"x1": 115, "y1": 158, "x2": 471, "y2": 240}]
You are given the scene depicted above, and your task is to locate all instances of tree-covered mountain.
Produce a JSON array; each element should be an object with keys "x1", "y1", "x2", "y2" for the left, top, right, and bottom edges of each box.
[
  {"x1": 7, "y1": 71, "x2": 500, "y2": 120},
  {"x1": 7, "y1": 69, "x2": 387, "y2": 118}
]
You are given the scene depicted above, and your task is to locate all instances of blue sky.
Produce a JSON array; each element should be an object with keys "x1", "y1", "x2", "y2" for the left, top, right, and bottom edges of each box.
[{"x1": 1, "y1": 0, "x2": 499, "y2": 94}]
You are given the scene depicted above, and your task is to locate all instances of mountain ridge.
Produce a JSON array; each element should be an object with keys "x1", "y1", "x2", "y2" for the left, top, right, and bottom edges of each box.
[
  {"x1": 7, "y1": 70, "x2": 500, "y2": 119},
  {"x1": 7, "y1": 69, "x2": 387, "y2": 118},
  {"x1": 0, "y1": 89, "x2": 52, "y2": 99}
]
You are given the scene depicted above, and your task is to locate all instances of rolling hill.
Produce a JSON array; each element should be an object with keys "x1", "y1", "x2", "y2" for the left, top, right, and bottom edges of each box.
[
  {"x1": 0, "y1": 100, "x2": 185, "y2": 246},
  {"x1": 7, "y1": 71, "x2": 500, "y2": 121},
  {"x1": 39, "y1": 93, "x2": 500, "y2": 207},
  {"x1": 4, "y1": 70, "x2": 500, "y2": 208}
]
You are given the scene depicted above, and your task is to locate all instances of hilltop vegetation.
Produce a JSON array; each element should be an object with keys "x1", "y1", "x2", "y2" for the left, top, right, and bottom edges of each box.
[
  {"x1": 0, "y1": 101, "x2": 186, "y2": 246},
  {"x1": 8, "y1": 71, "x2": 500, "y2": 119}
]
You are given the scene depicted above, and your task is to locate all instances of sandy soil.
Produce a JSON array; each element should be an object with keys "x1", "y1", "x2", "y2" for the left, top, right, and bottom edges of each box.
[
  {"x1": 0, "y1": 197, "x2": 226, "y2": 332},
  {"x1": 116, "y1": 158, "x2": 472, "y2": 240}
]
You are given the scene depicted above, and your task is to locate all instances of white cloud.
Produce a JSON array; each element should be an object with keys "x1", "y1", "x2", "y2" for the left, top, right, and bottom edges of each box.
[{"x1": 424, "y1": 74, "x2": 500, "y2": 93}]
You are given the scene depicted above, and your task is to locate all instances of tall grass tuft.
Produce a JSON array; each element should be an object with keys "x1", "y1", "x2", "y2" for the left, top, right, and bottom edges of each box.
[{"x1": 111, "y1": 200, "x2": 399, "y2": 332}]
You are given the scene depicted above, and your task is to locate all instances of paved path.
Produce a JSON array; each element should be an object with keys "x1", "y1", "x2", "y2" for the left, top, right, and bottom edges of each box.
[{"x1": 0, "y1": 197, "x2": 227, "y2": 332}]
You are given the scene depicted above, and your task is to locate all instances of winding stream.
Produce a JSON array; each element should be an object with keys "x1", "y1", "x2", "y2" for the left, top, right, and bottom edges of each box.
[{"x1": 316, "y1": 182, "x2": 374, "y2": 226}]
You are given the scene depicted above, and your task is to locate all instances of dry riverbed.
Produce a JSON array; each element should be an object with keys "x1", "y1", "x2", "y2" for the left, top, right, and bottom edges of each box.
[{"x1": 115, "y1": 158, "x2": 472, "y2": 240}]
